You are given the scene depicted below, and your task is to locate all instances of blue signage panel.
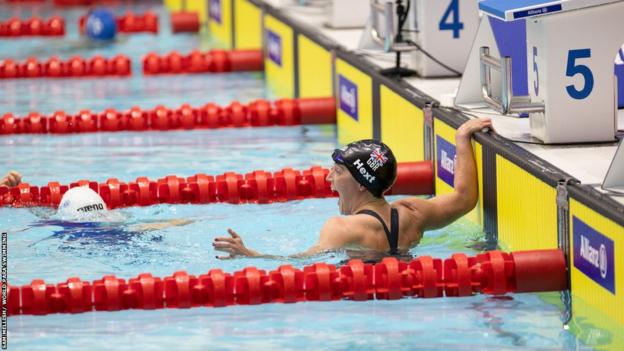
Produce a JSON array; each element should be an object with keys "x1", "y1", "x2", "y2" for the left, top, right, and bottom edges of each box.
[
  {"x1": 512, "y1": 4, "x2": 562, "y2": 19},
  {"x1": 573, "y1": 216, "x2": 615, "y2": 294},
  {"x1": 267, "y1": 30, "x2": 282, "y2": 66},
  {"x1": 338, "y1": 75, "x2": 358, "y2": 121},
  {"x1": 209, "y1": 0, "x2": 221, "y2": 23},
  {"x1": 436, "y1": 136, "x2": 456, "y2": 187}
]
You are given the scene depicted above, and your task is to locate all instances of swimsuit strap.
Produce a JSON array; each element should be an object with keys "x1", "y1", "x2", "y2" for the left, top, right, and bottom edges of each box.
[{"x1": 356, "y1": 208, "x2": 399, "y2": 254}]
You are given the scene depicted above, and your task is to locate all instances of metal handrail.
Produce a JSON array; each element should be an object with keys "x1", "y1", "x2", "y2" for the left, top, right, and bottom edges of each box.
[{"x1": 479, "y1": 46, "x2": 545, "y2": 114}]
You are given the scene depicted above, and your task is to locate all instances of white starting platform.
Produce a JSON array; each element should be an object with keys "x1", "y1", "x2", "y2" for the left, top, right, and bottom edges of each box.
[
  {"x1": 452, "y1": 0, "x2": 624, "y2": 203},
  {"x1": 457, "y1": 0, "x2": 624, "y2": 144}
]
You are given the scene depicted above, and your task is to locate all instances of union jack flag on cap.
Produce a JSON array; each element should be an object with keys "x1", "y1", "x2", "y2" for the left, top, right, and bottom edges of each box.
[{"x1": 370, "y1": 148, "x2": 388, "y2": 166}]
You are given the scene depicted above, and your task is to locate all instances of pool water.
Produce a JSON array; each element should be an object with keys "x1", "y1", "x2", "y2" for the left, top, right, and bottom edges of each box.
[
  {"x1": 0, "y1": 1, "x2": 587, "y2": 350},
  {"x1": 0, "y1": 0, "x2": 264, "y2": 117},
  {"x1": 1, "y1": 126, "x2": 584, "y2": 351}
]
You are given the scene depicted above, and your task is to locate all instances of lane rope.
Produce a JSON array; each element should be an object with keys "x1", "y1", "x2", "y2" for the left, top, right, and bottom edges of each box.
[
  {"x1": 0, "y1": 97, "x2": 336, "y2": 135},
  {"x1": 0, "y1": 162, "x2": 434, "y2": 208},
  {"x1": 7, "y1": 250, "x2": 568, "y2": 316}
]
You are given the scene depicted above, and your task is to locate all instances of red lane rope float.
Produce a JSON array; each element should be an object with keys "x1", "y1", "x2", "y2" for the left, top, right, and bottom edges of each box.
[
  {"x1": 0, "y1": 55, "x2": 131, "y2": 79},
  {"x1": 52, "y1": 0, "x2": 93, "y2": 4},
  {"x1": 143, "y1": 49, "x2": 263, "y2": 75},
  {"x1": 0, "y1": 97, "x2": 336, "y2": 135},
  {"x1": 0, "y1": 16, "x2": 65, "y2": 37},
  {"x1": 0, "y1": 162, "x2": 434, "y2": 208},
  {"x1": 170, "y1": 11, "x2": 200, "y2": 33},
  {"x1": 52, "y1": 0, "x2": 131, "y2": 5},
  {"x1": 6, "y1": 0, "x2": 49, "y2": 3},
  {"x1": 78, "y1": 11, "x2": 159, "y2": 34},
  {"x1": 7, "y1": 250, "x2": 568, "y2": 316}
]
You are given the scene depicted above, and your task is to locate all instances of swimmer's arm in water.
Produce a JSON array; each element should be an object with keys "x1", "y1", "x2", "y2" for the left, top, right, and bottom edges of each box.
[
  {"x1": 1, "y1": 171, "x2": 21, "y2": 187},
  {"x1": 393, "y1": 118, "x2": 491, "y2": 230},
  {"x1": 129, "y1": 219, "x2": 194, "y2": 232},
  {"x1": 213, "y1": 217, "x2": 358, "y2": 259}
]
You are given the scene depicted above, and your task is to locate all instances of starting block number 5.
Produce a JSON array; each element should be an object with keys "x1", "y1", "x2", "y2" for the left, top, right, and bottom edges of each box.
[
  {"x1": 565, "y1": 49, "x2": 594, "y2": 100},
  {"x1": 533, "y1": 47, "x2": 595, "y2": 101}
]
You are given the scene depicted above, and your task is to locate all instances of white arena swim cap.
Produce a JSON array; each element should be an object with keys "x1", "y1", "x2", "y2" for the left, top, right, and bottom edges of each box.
[{"x1": 58, "y1": 186, "x2": 107, "y2": 221}]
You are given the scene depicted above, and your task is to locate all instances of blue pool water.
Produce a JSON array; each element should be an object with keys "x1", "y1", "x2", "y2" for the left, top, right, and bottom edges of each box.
[
  {"x1": 1, "y1": 127, "x2": 584, "y2": 351},
  {"x1": 0, "y1": 1, "x2": 588, "y2": 350},
  {"x1": 0, "y1": 2, "x2": 264, "y2": 116},
  {"x1": 1, "y1": 127, "x2": 581, "y2": 350}
]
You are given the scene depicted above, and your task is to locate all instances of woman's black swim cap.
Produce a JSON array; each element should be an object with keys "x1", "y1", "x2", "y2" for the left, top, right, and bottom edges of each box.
[{"x1": 332, "y1": 139, "x2": 397, "y2": 197}]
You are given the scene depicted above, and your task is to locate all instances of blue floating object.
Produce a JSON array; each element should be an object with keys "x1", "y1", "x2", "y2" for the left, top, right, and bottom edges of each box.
[{"x1": 86, "y1": 8, "x2": 117, "y2": 41}]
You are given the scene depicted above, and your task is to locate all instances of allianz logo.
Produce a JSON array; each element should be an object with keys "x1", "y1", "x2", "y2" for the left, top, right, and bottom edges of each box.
[
  {"x1": 440, "y1": 149, "x2": 454, "y2": 174},
  {"x1": 580, "y1": 235, "x2": 608, "y2": 279},
  {"x1": 340, "y1": 84, "x2": 356, "y2": 112},
  {"x1": 268, "y1": 35, "x2": 281, "y2": 58},
  {"x1": 526, "y1": 7, "x2": 550, "y2": 16},
  {"x1": 210, "y1": 1, "x2": 220, "y2": 17}
]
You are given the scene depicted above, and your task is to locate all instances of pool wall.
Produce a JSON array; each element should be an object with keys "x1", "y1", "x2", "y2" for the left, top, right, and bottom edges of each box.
[{"x1": 196, "y1": 0, "x2": 624, "y2": 347}]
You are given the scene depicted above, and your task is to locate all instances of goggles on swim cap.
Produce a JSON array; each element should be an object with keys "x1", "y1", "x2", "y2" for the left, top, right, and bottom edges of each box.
[
  {"x1": 58, "y1": 186, "x2": 107, "y2": 221},
  {"x1": 332, "y1": 139, "x2": 397, "y2": 197}
]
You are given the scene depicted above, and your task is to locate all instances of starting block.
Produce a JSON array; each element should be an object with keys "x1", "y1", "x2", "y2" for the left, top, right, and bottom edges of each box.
[
  {"x1": 409, "y1": 0, "x2": 480, "y2": 77},
  {"x1": 359, "y1": 0, "x2": 479, "y2": 77},
  {"x1": 455, "y1": 0, "x2": 624, "y2": 143}
]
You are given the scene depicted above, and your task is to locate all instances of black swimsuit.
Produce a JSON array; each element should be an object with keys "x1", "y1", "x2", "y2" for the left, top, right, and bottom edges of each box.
[{"x1": 356, "y1": 208, "x2": 399, "y2": 255}]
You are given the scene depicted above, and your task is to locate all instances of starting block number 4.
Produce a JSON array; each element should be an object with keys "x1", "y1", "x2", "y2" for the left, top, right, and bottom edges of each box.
[
  {"x1": 439, "y1": 0, "x2": 464, "y2": 38},
  {"x1": 412, "y1": 0, "x2": 478, "y2": 77}
]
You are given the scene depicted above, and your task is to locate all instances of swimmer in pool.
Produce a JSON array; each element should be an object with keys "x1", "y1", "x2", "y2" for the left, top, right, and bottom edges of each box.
[
  {"x1": 25, "y1": 186, "x2": 192, "y2": 245},
  {"x1": 213, "y1": 118, "x2": 492, "y2": 259},
  {"x1": 1, "y1": 171, "x2": 22, "y2": 187}
]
